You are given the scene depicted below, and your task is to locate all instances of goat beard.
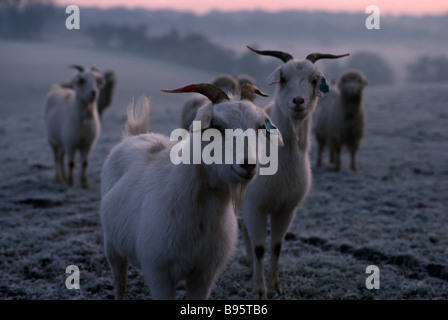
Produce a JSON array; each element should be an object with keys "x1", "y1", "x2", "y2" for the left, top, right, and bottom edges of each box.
[
  {"x1": 230, "y1": 182, "x2": 248, "y2": 216},
  {"x1": 291, "y1": 114, "x2": 312, "y2": 147},
  {"x1": 291, "y1": 119, "x2": 305, "y2": 142}
]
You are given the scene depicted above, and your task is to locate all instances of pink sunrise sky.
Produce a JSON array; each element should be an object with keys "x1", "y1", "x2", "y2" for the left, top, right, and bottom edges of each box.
[{"x1": 56, "y1": 0, "x2": 448, "y2": 16}]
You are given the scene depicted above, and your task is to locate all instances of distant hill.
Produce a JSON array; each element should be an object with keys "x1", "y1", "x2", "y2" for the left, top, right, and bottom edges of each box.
[
  {"x1": 3, "y1": 3, "x2": 443, "y2": 49},
  {"x1": 1, "y1": 3, "x2": 447, "y2": 83},
  {"x1": 77, "y1": 8, "x2": 448, "y2": 48}
]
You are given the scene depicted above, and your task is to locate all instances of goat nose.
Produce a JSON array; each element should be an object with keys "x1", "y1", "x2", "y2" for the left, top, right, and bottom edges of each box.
[
  {"x1": 292, "y1": 96, "x2": 305, "y2": 106},
  {"x1": 240, "y1": 162, "x2": 256, "y2": 174}
]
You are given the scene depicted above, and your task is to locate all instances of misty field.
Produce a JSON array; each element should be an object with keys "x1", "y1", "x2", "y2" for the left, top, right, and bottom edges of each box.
[{"x1": 0, "y1": 39, "x2": 447, "y2": 300}]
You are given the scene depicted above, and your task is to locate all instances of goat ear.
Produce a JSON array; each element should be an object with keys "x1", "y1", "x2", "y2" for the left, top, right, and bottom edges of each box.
[
  {"x1": 316, "y1": 76, "x2": 330, "y2": 97},
  {"x1": 363, "y1": 76, "x2": 368, "y2": 86},
  {"x1": 71, "y1": 74, "x2": 80, "y2": 84},
  {"x1": 97, "y1": 76, "x2": 105, "y2": 90},
  {"x1": 71, "y1": 74, "x2": 85, "y2": 86},
  {"x1": 190, "y1": 104, "x2": 213, "y2": 132},
  {"x1": 266, "y1": 66, "x2": 281, "y2": 85}
]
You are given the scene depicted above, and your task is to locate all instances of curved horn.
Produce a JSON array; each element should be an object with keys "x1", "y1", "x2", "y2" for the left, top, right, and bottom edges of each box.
[
  {"x1": 69, "y1": 65, "x2": 84, "y2": 72},
  {"x1": 240, "y1": 83, "x2": 269, "y2": 101},
  {"x1": 247, "y1": 46, "x2": 293, "y2": 63},
  {"x1": 306, "y1": 53, "x2": 350, "y2": 64},
  {"x1": 161, "y1": 83, "x2": 230, "y2": 104}
]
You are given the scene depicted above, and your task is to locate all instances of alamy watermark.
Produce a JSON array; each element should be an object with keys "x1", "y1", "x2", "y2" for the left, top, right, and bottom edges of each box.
[
  {"x1": 169, "y1": 121, "x2": 282, "y2": 176},
  {"x1": 64, "y1": 264, "x2": 381, "y2": 291},
  {"x1": 65, "y1": 5, "x2": 80, "y2": 30},
  {"x1": 365, "y1": 5, "x2": 380, "y2": 29},
  {"x1": 65, "y1": 5, "x2": 380, "y2": 30},
  {"x1": 365, "y1": 265, "x2": 380, "y2": 289},
  {"x1": 65, "y1": 265, "x2": 80, "y2": 290}
]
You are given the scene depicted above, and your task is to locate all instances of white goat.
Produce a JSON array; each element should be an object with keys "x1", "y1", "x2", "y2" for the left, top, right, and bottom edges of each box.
[
  {"x1": 241, "y1": 46, "x2": 349, "y2": 298},
  {"x1": 44, "y1": 65, "x2": 104, "y2": 188},
  {"x1": 180, "y1": 74, "x2": 256, "y2": 130},
  {"x1": 59, "y1": 69, "x2": 117, "y2": 119},
  {"x1": 100, "y1": 83, "x2": 280, "y2": 300},
  {"x1": 314, "y1": 69, "x2": 367, "y2": 171}
]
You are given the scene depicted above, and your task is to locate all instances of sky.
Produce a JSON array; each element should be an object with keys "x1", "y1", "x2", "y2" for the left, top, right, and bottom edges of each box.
[{"x1": 56, "y1": 0, "x2": 448, "y2": 16}]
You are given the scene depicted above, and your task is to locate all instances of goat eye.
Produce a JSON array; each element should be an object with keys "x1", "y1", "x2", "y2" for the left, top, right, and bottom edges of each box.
[
  {"x1": 211, "y1": 124, "x2": 225, "y2": 133},
  {"x1": 279, "y1": 71, "x2": 286, "y2": 84},
  {"x1": 312, "y1": 79, "x2": 318, "y2": 86},
  {"x1": 280, "y1": 76, "x2": 286, "y2": 84},
  {"x1": 77, "y1": 77, "x2": 85, "y2": 85}
]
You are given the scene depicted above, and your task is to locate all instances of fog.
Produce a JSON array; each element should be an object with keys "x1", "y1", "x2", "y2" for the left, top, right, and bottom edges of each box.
[
  {"x1": 1, "y1": 3, "x2": 447, "y2": 103},
  {"x1": 1, "y1": 2, "x2": 447, "y2": 301}
]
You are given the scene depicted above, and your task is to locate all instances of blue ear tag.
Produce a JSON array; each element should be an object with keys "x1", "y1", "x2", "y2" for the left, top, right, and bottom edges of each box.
[
  {"x1": 319, "y1": 77, "x2": 329, "y2": 93},
  {"x1": 264, "y1": 118, "x2": 278, "y2": 135}
]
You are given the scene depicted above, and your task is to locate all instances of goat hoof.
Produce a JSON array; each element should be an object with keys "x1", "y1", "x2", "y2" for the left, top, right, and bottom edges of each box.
[
  {"x1": 253, "y1": 285, "x2": 267, "y2": 300},
  {"x1": 269, "y1": 277, "x2": 282, "y2": 295}
]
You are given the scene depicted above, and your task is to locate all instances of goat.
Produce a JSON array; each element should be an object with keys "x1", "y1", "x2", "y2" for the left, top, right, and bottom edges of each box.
[
  {"x1": 314, "y1": 69, "x2": 367, "y2": 171},
  {"x1": 99, "y1": 83, "x2": 281, "y2": 300},
  {"x1": 180, "y1": 74, "x2": 254, "y2": 130},
  {"x1": 59, "y1": 69, "x2": 116, "y2": 118},
  {"x1": 237, "y1": 74, "x2": 256, "y2": 88},
  {"x1": 44, "y1": 65, "x2": 103, "y2": 188},
  {"x1": 97, "y1": 70, "x2": 117, "y2": 118},
  {"x1": 211, "y1": 73, "x2": 240, "y2": 94},
  {"x1": 241, "y1": 46, "x2": 349, "y2": 298}
]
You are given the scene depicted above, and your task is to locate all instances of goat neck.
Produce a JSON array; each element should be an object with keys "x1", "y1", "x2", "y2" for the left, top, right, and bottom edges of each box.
[{"x1": 269, "y1": 101, "x2": 312, "y2": 153}]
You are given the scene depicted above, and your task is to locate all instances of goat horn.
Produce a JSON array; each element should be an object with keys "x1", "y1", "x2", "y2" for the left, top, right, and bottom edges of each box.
[
  {"x1": 306, "y1": 53, "x2": 350, "y2": 64},
  {"x1": 240, "y1": 83, "x2": 269, "y2": 101},
  {"x1": 69, "y1": 65, "x2": 84, "y2": 72},
  {"x1": 162, "y1": 83, "x2": 230, "y2": 104},
  {"x1": 247, "y1": 46, "x2": 293, "y2": 63},
  {"x1": 91, "y1": 67, "x2": 100, "y2": 72}
]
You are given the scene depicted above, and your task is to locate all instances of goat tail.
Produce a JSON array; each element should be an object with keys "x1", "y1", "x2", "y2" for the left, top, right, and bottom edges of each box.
[
  {"x1": 123, "y1": 95, "x2": 151, "y2": 137},
  {"x1": 51, "y1": 83, "x2": 62, "y2": 90}
]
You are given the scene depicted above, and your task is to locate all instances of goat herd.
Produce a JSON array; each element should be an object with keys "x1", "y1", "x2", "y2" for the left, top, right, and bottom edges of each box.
[{"x1": 43, "y1": 46, "x2": 368, "y2": 300}]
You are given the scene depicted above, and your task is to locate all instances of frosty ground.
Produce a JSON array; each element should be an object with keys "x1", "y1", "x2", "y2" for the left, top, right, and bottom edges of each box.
[{"x1": 0, "y1": 40, "x2": 447, "y2": 300}]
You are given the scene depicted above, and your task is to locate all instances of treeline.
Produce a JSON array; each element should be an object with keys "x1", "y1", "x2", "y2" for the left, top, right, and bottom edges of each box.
[
  {"x1": 78, "y1": 7, "x2": 448, "y2": 47},
  {"x1": 323, "y1": 51, "x2": 396, "y2": 85},
  {"x1": 87, "y1": 23, "x2": 401, "y2": 86},
  {"x1": 406, "y1": 55, "x2": 448, "y2": 83},
  {"x1": 87, "y1": 23, "x2": 279, "y2": 81},
  {"x1": 1, "y1": 2, "x2": 447, "y2": 84},
  {"x1": 0, "y1": 0, "x2": 56, "y2": 40}
]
